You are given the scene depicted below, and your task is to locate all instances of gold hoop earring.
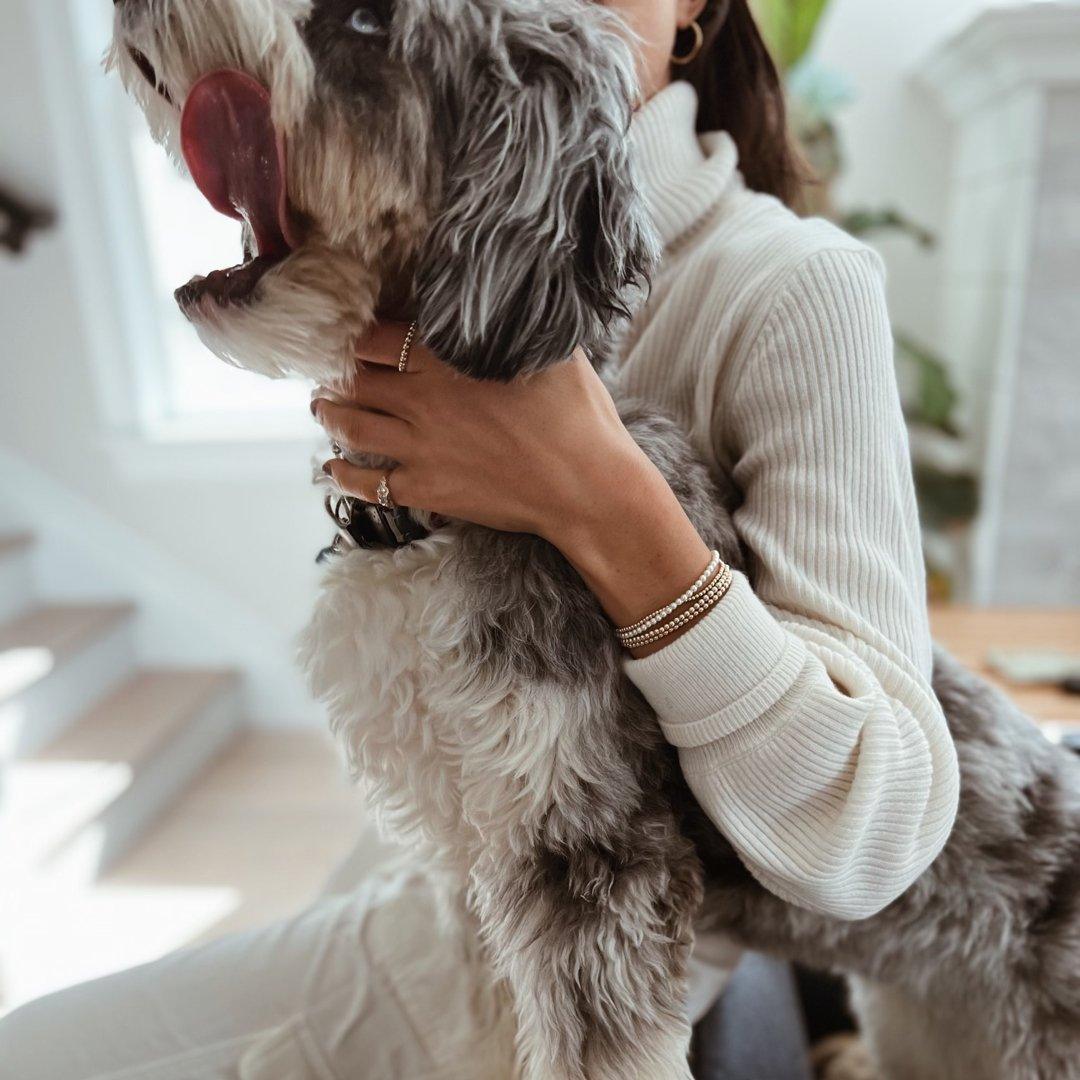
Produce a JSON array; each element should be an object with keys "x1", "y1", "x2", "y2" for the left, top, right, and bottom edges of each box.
[{"x1": 670, "y1": 19, "x2": 704, "y2": 67}]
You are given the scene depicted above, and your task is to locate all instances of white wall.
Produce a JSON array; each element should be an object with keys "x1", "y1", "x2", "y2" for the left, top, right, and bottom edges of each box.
[{"x1": 811, "y1": 0, "x2": 1040, "y2": 353}]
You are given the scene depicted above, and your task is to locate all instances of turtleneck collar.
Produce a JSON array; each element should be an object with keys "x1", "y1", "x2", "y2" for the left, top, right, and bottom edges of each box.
[{"x1": 629, "y1": 80, "x2": 741, "y2": 252}]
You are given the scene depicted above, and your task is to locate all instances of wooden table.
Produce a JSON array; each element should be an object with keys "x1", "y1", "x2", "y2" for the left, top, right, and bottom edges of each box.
[{"x1": 929, "y1": 606, "x2": 1080, "y2": 738}]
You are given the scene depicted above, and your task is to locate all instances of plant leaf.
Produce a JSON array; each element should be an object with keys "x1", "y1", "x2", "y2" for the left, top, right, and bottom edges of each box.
[
  {"x1": 840, "y1": 207, "x2": 936, "y2": 248},
  {"x1": 895, "y1": 332, "x2": 959, "y2": 436},
  {"x1": 913, "y1": 463, "x2": 980, "y2": 528},
  {"x1": 750, "y1": 0, "x2": 832, "y2": 70}
]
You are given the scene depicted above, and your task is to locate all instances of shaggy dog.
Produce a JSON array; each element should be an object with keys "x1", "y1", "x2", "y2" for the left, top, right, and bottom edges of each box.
[{"x1": 109, "y1": 2, "x2": 1080, "y2": 1078}]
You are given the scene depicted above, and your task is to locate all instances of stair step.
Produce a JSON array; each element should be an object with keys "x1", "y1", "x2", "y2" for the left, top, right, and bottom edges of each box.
[
  {"x1": 0, "y1": 603, "x2": 136, "y2": 760},
  {"x1": 1, "y1": 669, "x2": 242, "y2": 880},
  {"x1": 0, "y1": 533, "x2": 35, "y2": 624}
]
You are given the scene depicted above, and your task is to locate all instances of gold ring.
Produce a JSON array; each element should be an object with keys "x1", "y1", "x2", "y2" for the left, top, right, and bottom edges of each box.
[
  {"x1": 398, "y1": 321, "x2": 418, "y2": 374},
  {"x1": 375, "y1": 471, "x2": 397, "y2": 510}
]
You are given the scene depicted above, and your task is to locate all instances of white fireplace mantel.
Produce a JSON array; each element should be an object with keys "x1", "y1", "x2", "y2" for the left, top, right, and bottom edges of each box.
[
  {"x1": 914, "y1": 2, "x2": 1080, "y2": 606},
  {"x1": 918, "y1": 2, "x2": 1080, "y2": 117}
]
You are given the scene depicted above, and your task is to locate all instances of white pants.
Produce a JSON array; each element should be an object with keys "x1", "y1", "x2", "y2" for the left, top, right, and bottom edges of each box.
[{"x1": 0, "y1": 869, "x2": 517, "y2": 1080}]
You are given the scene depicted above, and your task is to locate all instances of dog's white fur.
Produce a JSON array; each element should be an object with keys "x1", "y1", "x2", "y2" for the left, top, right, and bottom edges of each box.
[{"x1": 301, "y1": 533, "x2": 692, "y2": 1078}]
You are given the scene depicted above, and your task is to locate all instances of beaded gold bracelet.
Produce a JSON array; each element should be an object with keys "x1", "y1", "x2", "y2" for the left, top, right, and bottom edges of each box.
[
  {"x1": 620, "y1": 563, "x2": 733, "y2": 650},
  {"x1": 616, "y1": 551, "x2": 721, "y2": 640}
]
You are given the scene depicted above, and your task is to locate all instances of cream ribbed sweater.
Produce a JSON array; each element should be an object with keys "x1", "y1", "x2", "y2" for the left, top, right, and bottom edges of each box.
[{"x1": 615, "y1": 83, "x2": 960, "y2": 943}]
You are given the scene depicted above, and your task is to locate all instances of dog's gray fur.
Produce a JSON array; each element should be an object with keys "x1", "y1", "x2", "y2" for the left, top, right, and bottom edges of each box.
[{"x1": 111, "y1": 2, "x2": 1080, "y2": 1077}]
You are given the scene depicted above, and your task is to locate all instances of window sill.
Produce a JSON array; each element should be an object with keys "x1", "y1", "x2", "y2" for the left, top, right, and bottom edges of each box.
[{"x1": 106, "y1": 412, "x2": 327, "y2": 482}]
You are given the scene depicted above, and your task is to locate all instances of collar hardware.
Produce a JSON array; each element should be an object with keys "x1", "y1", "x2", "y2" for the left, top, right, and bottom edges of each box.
[{"x1": 317, "y1": 493, "x2": 431, "y2": 563}]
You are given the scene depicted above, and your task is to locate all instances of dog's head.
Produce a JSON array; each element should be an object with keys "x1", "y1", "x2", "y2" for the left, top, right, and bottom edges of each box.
[{"x1": 109, "y1": 0, "x2": 658, "y2": 384}]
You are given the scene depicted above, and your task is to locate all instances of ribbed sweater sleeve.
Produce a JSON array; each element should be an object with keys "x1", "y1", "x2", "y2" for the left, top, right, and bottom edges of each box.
[{"x1": 623, "y1": 249, "x2": 960, "y2": 920}]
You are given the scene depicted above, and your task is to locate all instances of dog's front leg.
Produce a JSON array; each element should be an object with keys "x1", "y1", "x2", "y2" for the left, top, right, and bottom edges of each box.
[{"x1": 468, "y1": 823, "x2": 702, "y2": 1080}]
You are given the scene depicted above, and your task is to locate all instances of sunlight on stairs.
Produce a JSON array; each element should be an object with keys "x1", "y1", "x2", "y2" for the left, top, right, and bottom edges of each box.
[
  {"x1": 2, "y1": 669, "x2": 240, "y2": 876},
  {"x1": 0, "y1": 534, "x2": 367, "y2": 1016}
]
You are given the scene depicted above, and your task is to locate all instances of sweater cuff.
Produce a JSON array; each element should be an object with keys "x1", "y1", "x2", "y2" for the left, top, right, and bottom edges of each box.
[{"x1": 622, "y1": 571, "x2": 807, "y2": 751}]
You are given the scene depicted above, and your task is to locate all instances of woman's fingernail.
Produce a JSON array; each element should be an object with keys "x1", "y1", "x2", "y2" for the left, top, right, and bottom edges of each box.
[
  {"x1": 322, "y1": 461, "x2": 334, "y2": 476},
  {"x1": 310, "y1": 399, "x2": 320, "y2": 419}
]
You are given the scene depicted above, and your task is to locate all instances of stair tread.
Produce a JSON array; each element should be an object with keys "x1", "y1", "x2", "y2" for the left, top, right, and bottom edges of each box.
[
  {"x1": 40, "y1": 669, "x2": 239, "y2": 768},
  {"x1": 1, "y1": 670, "x2": 241, "y2": 871},
  {"x1": 0, "y1": 603, "x2": 135, "y2": 691},
  {"x1": 0, "y1": 602, "x2": 134, "y2": 655},
  {"x1": 0, "y1": 533, "x2": 34, "y2": 557}
]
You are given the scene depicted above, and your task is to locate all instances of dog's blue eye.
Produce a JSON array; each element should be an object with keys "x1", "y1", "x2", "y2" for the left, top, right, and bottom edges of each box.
[{"x1": 348, "y1": 8, "x2": 384, "y2": 35}]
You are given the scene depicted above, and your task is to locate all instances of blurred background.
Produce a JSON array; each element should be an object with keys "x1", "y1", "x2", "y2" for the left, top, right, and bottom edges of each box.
[{"x1": 0, "y1": 0, "x2": 1077, "y2": 1033}]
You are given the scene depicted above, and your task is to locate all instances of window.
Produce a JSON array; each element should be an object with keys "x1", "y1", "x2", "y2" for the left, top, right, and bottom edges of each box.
[
  {"x1": 128, "y1": 122, "x2": 311, "y2": 429},
  {"x1": 63, "y1": 0, "x2": 311, "y2": 444}
]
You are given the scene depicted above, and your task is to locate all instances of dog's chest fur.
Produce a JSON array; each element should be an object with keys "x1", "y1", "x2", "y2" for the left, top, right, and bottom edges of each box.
[{"x1": 301, "y1": 526, "x2": 613, "y2": 866}]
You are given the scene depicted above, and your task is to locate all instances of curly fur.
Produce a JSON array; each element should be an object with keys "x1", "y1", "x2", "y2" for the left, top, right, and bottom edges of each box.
[
  {"x1": 112, "y1": 2, "x2": 1080, "y2": 1077},
  {"x1": 700, "y1": 652, "x2": 1080, "y2": 1080}
]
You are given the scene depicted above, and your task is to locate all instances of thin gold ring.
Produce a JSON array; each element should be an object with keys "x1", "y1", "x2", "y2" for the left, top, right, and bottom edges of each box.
[
  {"x1": 398, "y1": 321, "x2": 418, "y2": 373},
  {"x1": 671, "y1": 19, "x2": 704, "y2": 66}
]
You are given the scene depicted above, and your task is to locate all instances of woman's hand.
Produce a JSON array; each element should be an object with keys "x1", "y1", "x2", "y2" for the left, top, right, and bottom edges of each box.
[
  {"x1": 312, "y1": 321, "x2": 713, "y2": 651},
  {"x1": 313, "y1": 321, "x2": 640, "y2": 538}
]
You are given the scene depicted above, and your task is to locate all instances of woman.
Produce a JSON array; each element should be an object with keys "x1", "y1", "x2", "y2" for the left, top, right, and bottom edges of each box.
[{"x1": 0, "y1": 1, "x2": 959, "y2": 1076}]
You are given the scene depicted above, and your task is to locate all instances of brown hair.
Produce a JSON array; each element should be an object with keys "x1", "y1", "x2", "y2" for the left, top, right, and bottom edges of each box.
[{"x1": 672, "y1": 0, "x2": 809, "y2": 207}]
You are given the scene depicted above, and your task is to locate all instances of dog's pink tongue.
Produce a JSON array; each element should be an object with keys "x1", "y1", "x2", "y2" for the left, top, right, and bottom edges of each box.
[{"x1": 180, "y1": 70, "x2": 295, "y2": 259}]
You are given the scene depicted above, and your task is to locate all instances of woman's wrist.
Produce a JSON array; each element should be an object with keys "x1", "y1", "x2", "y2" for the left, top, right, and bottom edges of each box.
[{"x1": 542, "y1": 442, "x2": 714, "y2": 658}]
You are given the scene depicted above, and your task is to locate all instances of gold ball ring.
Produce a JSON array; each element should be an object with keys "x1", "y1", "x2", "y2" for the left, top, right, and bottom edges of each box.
[{"x1": 398, "y1": 321, "x2": 418, "y2": 373}]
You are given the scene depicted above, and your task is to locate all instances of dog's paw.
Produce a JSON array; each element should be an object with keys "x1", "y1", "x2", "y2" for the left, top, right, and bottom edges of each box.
[{"x1": 811, "y1": 1033, "x2": 881, "y2": 1080}]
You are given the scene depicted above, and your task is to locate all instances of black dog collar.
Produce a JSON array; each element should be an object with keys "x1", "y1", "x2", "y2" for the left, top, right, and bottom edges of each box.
[{"x1": 317, "y1": 492, "x2": 431, "y2": 563}]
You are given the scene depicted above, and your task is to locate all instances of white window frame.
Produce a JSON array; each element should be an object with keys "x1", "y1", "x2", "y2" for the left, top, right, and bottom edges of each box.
[{"x1": 30, "y1": 0, "x2": 319, "y2": 477}]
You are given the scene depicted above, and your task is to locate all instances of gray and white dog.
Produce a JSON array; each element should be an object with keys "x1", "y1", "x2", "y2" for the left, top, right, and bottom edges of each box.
[{"x1": 109, "y1": 2, "x2": 1080, "y2": 1078}]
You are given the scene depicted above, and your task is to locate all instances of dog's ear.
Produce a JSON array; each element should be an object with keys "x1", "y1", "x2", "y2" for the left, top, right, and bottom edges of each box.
[{"x1": 412, "y1": 6, "x2": 659, "y2": 381}]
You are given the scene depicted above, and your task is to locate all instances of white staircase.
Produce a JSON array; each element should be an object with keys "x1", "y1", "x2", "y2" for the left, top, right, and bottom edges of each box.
[{"x1": 0, "y1": 534, "x2": 242, "y2": 882}]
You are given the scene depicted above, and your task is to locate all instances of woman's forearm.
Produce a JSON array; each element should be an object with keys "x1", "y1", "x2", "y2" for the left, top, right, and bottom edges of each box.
[
  {"x1": 311, "y1": 337, "x2": 716, "y2": 658},
  {"x1": 542, "y1": 444, "x2": 715, "y2": 659}
]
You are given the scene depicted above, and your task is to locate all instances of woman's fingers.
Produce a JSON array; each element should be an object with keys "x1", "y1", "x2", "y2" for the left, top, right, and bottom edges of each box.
[
  {"x1": 355, "y1": 321, "x2": 435, "y2": 372},
  {"x1": 315, "y1": 361, "x2": 411, "y2": 418},
  {"x1": 314, "y1": 399, "x2": 412, "y2": 459},
  {"x1": 323, "y1": 458, "x2": 416, "y2": 509}
]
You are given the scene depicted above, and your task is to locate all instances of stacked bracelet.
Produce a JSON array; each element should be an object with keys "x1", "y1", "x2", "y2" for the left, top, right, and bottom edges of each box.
[
  {"x1": 615, "y1": 554, "x2": 733, "y2": 651},
  {"x1": 619, "y1": 563, "x2": 733, "y2": 650},
  {"x1": 617, "y1": 551, "x2": 721, "y2": 641},
  {"x1": 621, "y1": 564, "x2": 733, "y2": 649}
]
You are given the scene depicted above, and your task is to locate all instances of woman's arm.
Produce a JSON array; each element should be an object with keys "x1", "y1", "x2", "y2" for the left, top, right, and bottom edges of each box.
[{"x1": 585, "y1": 249, "x2": 960, "y2": 919}]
